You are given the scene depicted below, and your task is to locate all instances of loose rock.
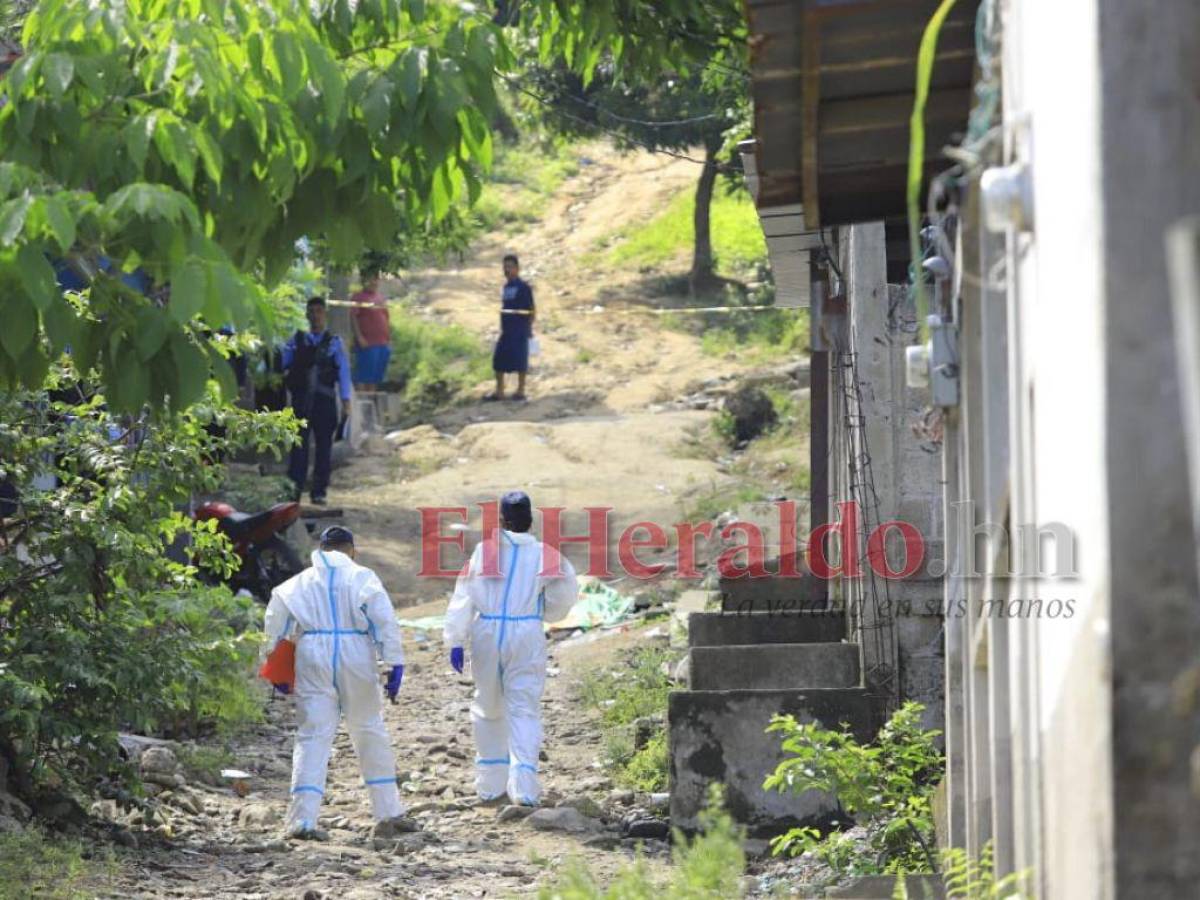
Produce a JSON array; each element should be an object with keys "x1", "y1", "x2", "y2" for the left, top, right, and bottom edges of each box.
[
  {"x1": 583, "y1": 833, "x2": 622, "y2": 850},
  {"x1": 139, "y1": 746, "x2": 179, "y2": 776},
  {"x1": 556, "y1": 796, "x2": 604, "y2": 820},
  {"x1": 372, "y1": 816, "x2": 423, "y2": 840},
  {"x1": 606, "y1": 789, "x2": 636, "y2": 807},
  {"x1": 240, "y1": 803, "x2": 282, "y2": 829},
  {"x1": 527, "y1": 807, "x2": 602, "y2": 835},
  {"x1": 624, "y1": 817, "x2": 670, "y2": 840},
  {"x1": 497, "y1": 805, "x2": 535, "y2": 822}
]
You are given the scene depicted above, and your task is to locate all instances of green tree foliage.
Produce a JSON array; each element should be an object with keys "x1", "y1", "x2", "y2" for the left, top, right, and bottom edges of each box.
[
  {"x1": 0, "y1": 0, "x2": 508, "y2": 406},
  {"x1": 515, "y1": 0, "x2": 746, "y2": 84},
  {"x1": 511, "y1": 0, "x2": 749, "y2": 289},
  {"x1": 764, "y1": 702, "x2": 943, "y2": 877},
  {"x1": 0, "y1": 0, "x2": 748, "y2": 811},
  {"x1": 0, "y1": 372, "x2": 295, "y2": 798}
]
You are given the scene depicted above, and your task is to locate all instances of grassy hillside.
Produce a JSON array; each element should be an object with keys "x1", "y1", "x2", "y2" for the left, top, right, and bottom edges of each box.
[{"x1": 589, "y1": 179, "x2": 767, "y2": 279}]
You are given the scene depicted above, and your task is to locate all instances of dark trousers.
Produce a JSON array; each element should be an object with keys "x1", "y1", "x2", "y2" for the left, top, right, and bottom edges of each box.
[{"x1": 288, "y1": 394, "x2": 337, "y2": 498}]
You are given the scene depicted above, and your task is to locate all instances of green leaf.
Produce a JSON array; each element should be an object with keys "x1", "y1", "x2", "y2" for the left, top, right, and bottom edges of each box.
[
  {"x1": 40, "y1": 195, "x2": 76, "y2": 253},
  {"x1": 362, "y1": 76, "x2": 392, "y2": 135},
  {"x1": 134, "y1": 307, "x2": 169, "y2": 360},
  {"x1": 234, "y1": 89, "x2": 268, "y2": 148},
  {"x1": 0, "y1": 195, "x2": 34, "y2": 245},
  {"x1": 17, "y1": 242, "x2": 57, "y2": 311},
  {"x1": 43, "y1": 295, "x2": 78, "y2": 354},
  {"x1": 205, "y1": 263, "x2": 239, "y2": 327},
  {"x1": 326, "y1": 216, "x2": 363, "y2": 264},
  {"x1": 169, "y1": 332, "x2": 210, "y2": 410},
  {"x1": 14, "y1": 341, "x2": 49, "y2": 389},
  {"x1": 397, "y1": 49, "x2": 424, "y2": 110},
  {"x1": 126, "y1": 113, "x2": 156, "y2": 171},
  {"x1": 169, "y1": 259, "x2": 207, "y2": 323},
  {"x1": 466, "y1": 26, "x2": 495, "y2": 76},
  {"x1": 272, "y1": 31, "x2": 306, "y2": 98},
  {"x1": 43, "y1": 53, "x2": 75, "y2": 100},
  {"x1": 192, "y1": 126, "x2": 223, "y2": 186},
  {"x1": 463, "y1": 165, "x2": 482, "y2": 206},
  {"x1": 360, "y1": 193, "x2": 397, "y2": 247},
  {"x1": 428, "y1": 166, "x2": 450, "y2": 221},
  {"x1": 155, "y1": 119, "x2": 197, "y2": 188},
  {"x1": 304, "y1": 39, "x2": 346, "y2": 124},
  {"x1": 205, "y1": 343, "x2": 237, "y2": 402},
  {"x1": 111, "y1": 354, "x2": 149, "y2": 412},
  {"x1": 408, "y1": 0, "x2": 426, "y2": 23},
  {"x1": 0, "y1": 293, "x2": 35, "y2": 359},
  {"x1": 459, "y1": 110, "x2": 492, "y2": 169}
]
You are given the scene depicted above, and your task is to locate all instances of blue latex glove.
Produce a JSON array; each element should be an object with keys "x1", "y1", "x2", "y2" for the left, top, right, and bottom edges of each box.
[
  {"x1": 273, "y1": 683, "x2": 290, "y2": 695},
  {"x1": 450, "y1": 647, "x2": 465, "y2": 674},
  {"x1": 385, "y1": 664, "x2": 404, "y2": 702}
]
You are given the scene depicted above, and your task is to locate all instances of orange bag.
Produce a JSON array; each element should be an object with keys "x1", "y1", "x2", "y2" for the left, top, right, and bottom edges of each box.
[{"x1": 259, "y1": 638, "x2": 296, "y2": 692}]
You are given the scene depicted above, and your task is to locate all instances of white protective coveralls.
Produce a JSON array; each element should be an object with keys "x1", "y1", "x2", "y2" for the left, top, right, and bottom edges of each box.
[
  {"x1": 444, "y1": 530, "x2": 579, "y2": 804},
  {"x1": 264, "y1": 550, "x2": 405, "y2": 831}
]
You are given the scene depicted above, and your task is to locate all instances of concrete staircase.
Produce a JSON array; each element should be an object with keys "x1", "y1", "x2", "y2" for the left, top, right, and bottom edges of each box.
[{"x1": 668, "y1": 578, "x2": 884, "y2": 838}]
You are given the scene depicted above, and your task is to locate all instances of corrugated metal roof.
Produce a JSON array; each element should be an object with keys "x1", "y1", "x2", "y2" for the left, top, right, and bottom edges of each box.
[
  {"x1": 742, "y1": 141, "x2": 819, "y2": 307},
  {"x1": 744, "y1": 0, "x2": 978, "y2": 229}
]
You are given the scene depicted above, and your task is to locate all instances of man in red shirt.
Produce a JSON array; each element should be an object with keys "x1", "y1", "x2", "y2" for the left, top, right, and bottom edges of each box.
[{"x1": 351, "y1": 272, "x2": 391, "y2": 391}]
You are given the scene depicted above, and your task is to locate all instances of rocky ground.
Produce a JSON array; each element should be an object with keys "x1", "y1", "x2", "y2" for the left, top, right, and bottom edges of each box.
[{"x1": 92, "y1": 623, "x2": 676, "y2": 898}]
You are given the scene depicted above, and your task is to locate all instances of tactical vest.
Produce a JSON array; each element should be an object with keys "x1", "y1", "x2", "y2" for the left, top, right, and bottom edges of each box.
[{"x1": 286, "y1": 330, "x2": 337, "y2": 397}]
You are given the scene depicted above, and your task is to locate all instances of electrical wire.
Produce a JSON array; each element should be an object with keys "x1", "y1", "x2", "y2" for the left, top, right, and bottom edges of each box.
[
  {"x1": 500, "y1": 75, "x2": 743, "y2": 174},
  {"x1": 551, "y1": 87, "x2": 725, "y2": 128}
]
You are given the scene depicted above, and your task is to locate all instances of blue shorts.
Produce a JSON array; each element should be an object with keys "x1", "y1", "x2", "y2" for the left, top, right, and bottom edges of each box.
[{"x1": 353, "y1": 345, "x2": 391, "y2": 385}]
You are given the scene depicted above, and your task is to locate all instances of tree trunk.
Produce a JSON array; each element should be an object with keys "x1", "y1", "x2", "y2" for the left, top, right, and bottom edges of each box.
[
  {"x1": 689, "y1": 142, "x2": 720, "y2": 295},
  {"x1": 327, "y1": 267, "x2": 354, "y2": 348}
]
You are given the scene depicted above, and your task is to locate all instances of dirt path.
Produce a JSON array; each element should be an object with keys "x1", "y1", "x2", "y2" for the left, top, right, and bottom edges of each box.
[
  {"x1": 342, "y1": 145, "x2": 751, "y2": 604},
  {"x1": 106, "y1": 146, "x2": 753, "y2": 898}
]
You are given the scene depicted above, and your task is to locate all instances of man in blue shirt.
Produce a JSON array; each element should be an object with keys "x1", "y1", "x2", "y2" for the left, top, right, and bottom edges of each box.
[
  {"x1": 283, "y1": 297, "x2": 353, "y2": 505},
  {"x1": 487, "y1": 254, "x2": 535, "y2": 402}
]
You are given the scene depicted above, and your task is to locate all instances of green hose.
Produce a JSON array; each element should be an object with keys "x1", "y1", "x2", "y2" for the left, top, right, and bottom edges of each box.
[{"x1": 908, "y1": 0, "x2": 960, "y2": 341}]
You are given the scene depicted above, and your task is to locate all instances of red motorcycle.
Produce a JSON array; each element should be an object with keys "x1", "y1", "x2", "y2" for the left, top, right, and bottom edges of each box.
[{"x1": 193, "y1": 500, "x2": 305, "y2": 601}]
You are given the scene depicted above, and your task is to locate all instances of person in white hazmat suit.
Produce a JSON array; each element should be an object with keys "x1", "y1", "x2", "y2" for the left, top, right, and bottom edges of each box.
[
  {"x1": 444, "y1": 491, "x2": 579, "y2": 805},
  {"x1": 263, "y1": 526, "x2": 408, "y2": 838}
]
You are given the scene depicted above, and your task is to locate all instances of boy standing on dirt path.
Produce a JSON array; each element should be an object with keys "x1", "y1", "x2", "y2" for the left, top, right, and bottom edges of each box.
[
  {"x1": 486, "y1": 254, "x2": 535, "y2": 402},
  {"x1": 351, "y1": 270, "x2": 392, "y2": 392},
  {"x1": 264, "y1": 526, "x2": 415, "y2": 841}
]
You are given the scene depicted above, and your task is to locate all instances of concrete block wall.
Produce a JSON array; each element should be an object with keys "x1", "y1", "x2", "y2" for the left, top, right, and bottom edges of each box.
[{"x1": 834, "y1": 223, "x2": 946, "y2": 727}]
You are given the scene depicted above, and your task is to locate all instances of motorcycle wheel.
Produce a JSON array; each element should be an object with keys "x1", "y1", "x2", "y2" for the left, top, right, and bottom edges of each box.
[{"x1": 254, "y1": 535, "x2": 304, "y2": 601}]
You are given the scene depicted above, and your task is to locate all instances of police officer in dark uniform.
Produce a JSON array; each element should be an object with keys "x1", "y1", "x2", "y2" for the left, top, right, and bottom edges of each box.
[{"x1": 283, "y1": 296, "x2": 353, "y2": 505}]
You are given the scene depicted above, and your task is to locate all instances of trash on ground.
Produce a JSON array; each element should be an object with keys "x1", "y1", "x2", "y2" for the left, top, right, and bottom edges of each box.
[{"x1": 548, "y1": 577, "x2": 636, "y2": 632}]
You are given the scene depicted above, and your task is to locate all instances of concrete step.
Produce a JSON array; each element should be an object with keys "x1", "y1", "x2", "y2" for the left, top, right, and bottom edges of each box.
[
  {"x1": 718, "y1": 566, "x2": 827, "y2": 614},
  {"x1": 688, "y1": 610, "x2": 846, "y2": 647},
  {"x1": 688, "y1": 642, "x2": 860, "y2": 691},
  {"x1": 668, "y1": 687, "x2": 882, "y2": 838}
]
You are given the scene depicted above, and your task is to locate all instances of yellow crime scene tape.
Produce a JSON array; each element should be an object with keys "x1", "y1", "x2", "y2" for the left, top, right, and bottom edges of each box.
[{"x1": 321, "y1": 297, "x2": 783, "y2": 315}]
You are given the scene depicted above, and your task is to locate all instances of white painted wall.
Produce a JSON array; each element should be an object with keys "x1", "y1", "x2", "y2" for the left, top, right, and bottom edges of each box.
[{"x1": 1002, "y1": 1, "x2": 1114, "y2": 895}]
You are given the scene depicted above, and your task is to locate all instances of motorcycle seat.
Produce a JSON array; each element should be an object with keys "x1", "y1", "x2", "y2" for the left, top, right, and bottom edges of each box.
[{"x1": 219, "y1": 509, "x2": 272, "y2": 539}]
